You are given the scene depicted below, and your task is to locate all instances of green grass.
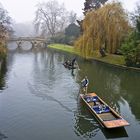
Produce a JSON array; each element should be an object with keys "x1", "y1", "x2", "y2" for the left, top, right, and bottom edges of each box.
[
  {"x1": 91, "y1": 53, "x2": 125, "y2": 65},
  {"x1": 48, "y1": 44, "x2": 79, "y2": 54},
  {"x1": 48, "y1": 43, "x2": 125, "y2": 65}
]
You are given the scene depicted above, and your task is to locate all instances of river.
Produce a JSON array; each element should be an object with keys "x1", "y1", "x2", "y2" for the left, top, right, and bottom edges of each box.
[{"x1": 0, "y1": 44, "x2": 140, "y2": 140}]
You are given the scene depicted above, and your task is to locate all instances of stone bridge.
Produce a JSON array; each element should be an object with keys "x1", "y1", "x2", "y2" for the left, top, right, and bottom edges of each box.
[{"x1": 8, "y1": 37, "x2": 48, "y2": 48}]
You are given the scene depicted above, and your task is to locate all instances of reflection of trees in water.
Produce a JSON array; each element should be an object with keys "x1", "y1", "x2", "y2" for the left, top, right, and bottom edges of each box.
[
  {"x1": 28, "y1": 48, "x2": 78, "y2": 112},
  {"x1": 92, "y1": 63, "x2": 122, "y2": 113},
  {"x1": 32, "y1": 48, "x2": 57, "y2": 92},
  {"x1": 119, "y1": 71, "x2": 140, "y2": 121},
  {"x1": 78, "y1": 60, "x2": 121, "y2": 113},
  {"x1": 78, "y1": 60, "x2": 140, "y2": 121},
  {"x1": 0, "y1": 59, "x2": 7, "y2": 90},
  {"x1": 74, "y1": 96, "x2": 128, "y2": 139},
  {"x1": 101, "y1": 127, "x2": 128, "y2": 139},
  {"x1": 74, "y1": 99, "x2": 100, "y2": 139},
  {"x1": 0, "y1": 131, "x2": 7, "y2": 140},
  {"x1": 5, "y1": 48, "x2": 132, "y2": 139},
  {"x1": 28, "y1": 82, "x2": 73, "y2": 113}
]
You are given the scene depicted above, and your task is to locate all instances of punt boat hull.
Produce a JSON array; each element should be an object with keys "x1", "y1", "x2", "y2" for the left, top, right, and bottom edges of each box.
[{"x1": 80, "y1": 93, "x2": 129, "y2": 129}]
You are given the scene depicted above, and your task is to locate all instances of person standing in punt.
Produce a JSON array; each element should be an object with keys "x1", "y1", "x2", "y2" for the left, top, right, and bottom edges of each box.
[
  {"x1": 71, "y1": 57, "x2": 76, "y2": 68},
  {"x1": 81, "y1": 76, "x2": 89, "y2": 94}
]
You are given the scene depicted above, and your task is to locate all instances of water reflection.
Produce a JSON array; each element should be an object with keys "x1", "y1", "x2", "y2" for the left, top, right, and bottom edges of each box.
[
  {"x1": 74, "y1": 98, "x2": 128, "y2": 139},
  {"x1": 0, "y1": 59, "x2": 7, "y2": 90},
  {"x1": 32, "y1": 48, "x2": 140, "y2": 139},
  {"x1": 7, "y1": 41, "x2": 46, "y2": 51},
  {"x1": 28, "y1": 48, "x2": 78, "y2": 113},
  {"x1": 74, "y1": 99, "x2": 100, "y2": 139},
  {"x1": 78, "y1": 60, "x2": 140, "y2": 121},
  {"x1": 101, "y1": 127, "x2": 128, "y2": 139},
  {"x1": 0, "y1": 131, "x2": 7, "y2": 140},
  {"x1": 119, "y1": 72, "x2": 140, "y2": 121},
  {"x1": 1, "y1": 46, "x2": 140, "y2": 140},
  {"x1": 28, "y1": 82, "x2": 73, "y2": 113}
]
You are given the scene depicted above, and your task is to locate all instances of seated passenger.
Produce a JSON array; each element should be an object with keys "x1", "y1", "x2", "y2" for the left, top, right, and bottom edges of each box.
[
  {"x1": 93, "y1": 104, "x2": 110, "y2": 114},
  {"x1": 64, "y1": 60, "x2": 71, "y2": 66},
  {"x1": 99, "y1": 104, "x2": 106, "y2": 113}
]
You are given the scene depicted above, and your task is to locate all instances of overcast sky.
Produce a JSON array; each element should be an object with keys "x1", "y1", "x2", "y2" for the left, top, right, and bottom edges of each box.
[{"x1": 0, "y1": 0, "x2": 140, "y2": 23}]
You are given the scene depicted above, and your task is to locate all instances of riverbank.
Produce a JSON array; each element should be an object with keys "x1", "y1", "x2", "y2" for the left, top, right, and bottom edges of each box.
[
  {"x1": 48, "y1": 44, "x2": 79, "y2": 54},
  {"x1": 0, "y1": 44, "x2": 7, "y2": 60},
  {"x1": 48, "y1": 44, "x2": 125, "y2": 64},
  {"x1": 48, "y1": 43, "x2": 140, "y2": 71},
  {"x1": 0, "y1": 44, "x2": 7, "y2": 71}
]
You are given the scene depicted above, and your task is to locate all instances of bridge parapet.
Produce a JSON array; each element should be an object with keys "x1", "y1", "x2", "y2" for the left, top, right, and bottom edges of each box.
[
  {"x1": 8, "y1": 37, "x2": 47, "y2": 42},
  {"x1": 8, "y1": 37, "x2": 48, "y2": 48}
]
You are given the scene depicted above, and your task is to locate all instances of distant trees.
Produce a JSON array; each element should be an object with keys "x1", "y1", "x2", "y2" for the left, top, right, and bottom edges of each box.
[
  {"x1": 65, "y1": 23, "x2": 80, "y2": 37},
  {"x1": 83, "y1": 0, "x2": 108, "y2": 14},
  {"x1": 68, "y1": 11, "x2": 77, "y2": 24},
  {"x1": 34, "y1": 0, "x2": 81, "y2": 45},
  {"x1": 75, "y1": 2, "x2": 130, "y2": 58},
  {"x1": 50, "y1": 23, "x2": 80, "y2": 45},
  {"x1": 0, "y1": 4, "x2": 12, "y2": 44},
  {"x1": 76, "y1": 0, "x2": 109, "y2": 32},
  {"x1": 121, "y1": 4, "x2": 140, "y2": 67},
  {"x1": 0, "y1": 3, "x2": 12, "y2": 59},
  {"x1": 64, "y1": 11, "x2": 80, "y2": 45},
  {"x1": 64, "y1": 23, "x2": 80, "y2": 45},
  {"x1": 34, "y1": 0, "x2": 69, "y2": 38},
  {"x1": 121, "y1": 32, "x2": 140, "y2": 67}
]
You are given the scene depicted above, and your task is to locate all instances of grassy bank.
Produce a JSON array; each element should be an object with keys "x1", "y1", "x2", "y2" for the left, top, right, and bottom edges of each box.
[
  {"x1": 48, "y1": 44, "x2": 79, "y2": 54},
  {"x1": 48, "y1": 43, "x2": 125, "y2": 65}
]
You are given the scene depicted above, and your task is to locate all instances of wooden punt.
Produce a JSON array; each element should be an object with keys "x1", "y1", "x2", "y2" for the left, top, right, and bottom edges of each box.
[{"x1": 80, "y1": 93, "x2": 129, "y2": 129}]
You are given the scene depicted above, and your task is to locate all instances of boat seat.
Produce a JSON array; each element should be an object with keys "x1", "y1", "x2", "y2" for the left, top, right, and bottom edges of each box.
[
  {"x1": 84, "y1": 96, "x2": 98, "y2": 103},
  {"x1": 93, "y1": 105, "x2": 110, "y2": 114}
]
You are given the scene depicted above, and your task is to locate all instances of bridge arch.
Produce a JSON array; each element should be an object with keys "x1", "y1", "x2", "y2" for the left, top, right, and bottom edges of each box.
[{"x1": 8, "y1": 37, "x2": 48, "y2": 49}]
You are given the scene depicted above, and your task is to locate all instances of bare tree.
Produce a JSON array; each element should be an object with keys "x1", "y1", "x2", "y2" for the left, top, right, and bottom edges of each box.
[
  {"x1": 34, "y1": 0, "x2": 69, "y2": 38},
  {"x1": 68, "y1": 11, "x2": 77, "y2": 24},
  {"x1": 0, "y1": 3, "x2": 12, "y2": 42}
]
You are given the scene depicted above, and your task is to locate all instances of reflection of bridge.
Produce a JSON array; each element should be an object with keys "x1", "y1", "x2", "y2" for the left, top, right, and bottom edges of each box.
[{"x1": 8, "y1": 37, "x2": 48, "y2": 48}]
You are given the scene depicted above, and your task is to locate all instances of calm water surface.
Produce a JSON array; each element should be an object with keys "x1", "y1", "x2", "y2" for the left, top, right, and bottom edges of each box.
[{"x1": 0, "y1": 44, "x2": 140, "y2": 140}]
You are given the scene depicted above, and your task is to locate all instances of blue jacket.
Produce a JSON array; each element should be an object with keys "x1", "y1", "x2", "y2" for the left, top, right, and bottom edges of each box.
[{"x1": 81, "y1": 78, "x2": 89, "y2": 87}]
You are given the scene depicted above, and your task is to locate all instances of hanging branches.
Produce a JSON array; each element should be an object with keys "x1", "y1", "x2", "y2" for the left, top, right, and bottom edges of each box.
[
  {"x1": 75, "y1": 2, "x2": 131, "y2": 58},
  {"x1": 83, "y1": 0, "x2": 108, "y2": 14}
]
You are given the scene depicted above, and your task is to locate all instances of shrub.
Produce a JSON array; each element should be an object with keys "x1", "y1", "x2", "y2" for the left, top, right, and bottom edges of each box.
[{"x1": 121, "y1": 32, "x2": 140, "y2": 67}]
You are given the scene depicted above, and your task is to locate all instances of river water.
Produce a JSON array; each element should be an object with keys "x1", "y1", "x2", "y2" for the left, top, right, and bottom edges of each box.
[{"x1": 0, "y1": 44, "x2": 140, "y2": 140}]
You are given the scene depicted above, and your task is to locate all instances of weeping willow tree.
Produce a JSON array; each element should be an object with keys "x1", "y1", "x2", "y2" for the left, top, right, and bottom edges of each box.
[{"x1": 75, "y1": 2, "x2": 131, "y2": 58}]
